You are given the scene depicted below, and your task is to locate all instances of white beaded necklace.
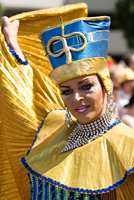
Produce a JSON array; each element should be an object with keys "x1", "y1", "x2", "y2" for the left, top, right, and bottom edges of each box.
[
  {"x1": 62, "y1": 109, "x2": 112, "y2": 152},
  {"x1": 62, "y1": 81, "x2": 116, "y2": 153}
]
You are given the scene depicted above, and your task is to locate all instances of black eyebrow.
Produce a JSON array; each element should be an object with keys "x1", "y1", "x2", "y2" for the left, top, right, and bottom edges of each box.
[
  {"x1": 78, "y1": 78, "x2": 91, "y2": 84},
  {"x1": 60, "y1": 86, "x2": 70, "y2": 88},
  {"x1": 60, "y1": 78, "x2": 92, "y2": 88},
  {"x1": 78, "y1": 80, "x2": 87, "y2": 84}
]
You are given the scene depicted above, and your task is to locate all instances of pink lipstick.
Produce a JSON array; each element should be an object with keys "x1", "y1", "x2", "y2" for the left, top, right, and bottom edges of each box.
[{"x1": 75, "y1": 105, "x2": 89, "y2": 113}]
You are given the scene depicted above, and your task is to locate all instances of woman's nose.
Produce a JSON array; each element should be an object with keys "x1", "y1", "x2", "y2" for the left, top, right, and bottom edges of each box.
[{"x1": 73, "y1": 92, "x2": 84, "y2": 102}]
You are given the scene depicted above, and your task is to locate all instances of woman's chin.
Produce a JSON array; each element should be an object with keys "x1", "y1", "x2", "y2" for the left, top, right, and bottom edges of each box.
[
  {"x1": 76, "y1": 111, "x2": 103, "y2": 125},
  {"x1": 77, "y1": 114, "x2": 95, "y2": 125}
]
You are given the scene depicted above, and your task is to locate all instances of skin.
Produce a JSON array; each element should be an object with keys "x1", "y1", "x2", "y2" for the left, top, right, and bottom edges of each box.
[
  {"x1": 60, "y1": 75, "x2": 108, "y2": 125},
  {"x1": 1, "y1": 16, "x2": 25, "y2": 61}
]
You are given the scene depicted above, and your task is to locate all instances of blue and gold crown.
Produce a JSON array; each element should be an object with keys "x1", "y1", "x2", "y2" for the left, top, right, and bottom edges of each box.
[{"x1": 38, "y1": 16, "x2": 111, "y2": 93}]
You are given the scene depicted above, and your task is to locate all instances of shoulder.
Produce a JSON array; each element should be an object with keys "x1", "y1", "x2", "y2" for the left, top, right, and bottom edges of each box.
[
  {"x1": 111, "y1": 120, "x2": 134, "y2": 137},
  {"x1": 43, "y1": 109, "x2": 66, "y2": 124},
  {"x1": 27, "y1": 109, "x2": 76, "y2": 151},
  {"x1": 105, "y1": 121, "x2": 134, "y2": 156},
  {"x1": 42, "y1": 108, "x2": 76, "y2": 128}
]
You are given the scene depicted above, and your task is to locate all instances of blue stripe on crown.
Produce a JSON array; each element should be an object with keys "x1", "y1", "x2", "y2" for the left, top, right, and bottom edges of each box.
[{"x1": 39, "y1": 18, "x2": 111, "y2": 70}]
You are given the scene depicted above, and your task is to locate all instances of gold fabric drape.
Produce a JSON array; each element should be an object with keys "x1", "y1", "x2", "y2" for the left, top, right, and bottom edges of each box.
[
  {"x1": 0, "y1": 3, "x2": 88, "y2": 200},
  {"x1": 25, "y1": 110, "x2": 134, "y2": 200}
]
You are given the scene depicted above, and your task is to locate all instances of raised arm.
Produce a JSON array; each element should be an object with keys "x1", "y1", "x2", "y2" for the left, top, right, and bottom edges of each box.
[{"x1": 2, "y1": 16, "x2": 25, "y2": 61}]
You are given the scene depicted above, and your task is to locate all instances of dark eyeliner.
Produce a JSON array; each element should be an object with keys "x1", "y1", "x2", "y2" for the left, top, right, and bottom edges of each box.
[
  {"x1": 82, "y1": 84, "x2": 93, "y2": 90},
  {"x1": 61, "y1": 90, "x2": 72, "y2": 95}
]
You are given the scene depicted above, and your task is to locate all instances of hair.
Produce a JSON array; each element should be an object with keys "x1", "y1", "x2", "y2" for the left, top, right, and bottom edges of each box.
[
  {"x1": 124, "y1": 94, "x2": 134, "y2": 108},
  {"x1": 96, "y1": 74, "x2": 106, "y2": 94}
]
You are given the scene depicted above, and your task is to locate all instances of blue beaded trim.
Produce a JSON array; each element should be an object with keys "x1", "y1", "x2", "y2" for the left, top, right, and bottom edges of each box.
[
  {"x1": 5, "y1": 41, "x2": 28, "y2": 65},
  {"x1": 21, "y1": 115, "x2": 131, "y2": 195},
  {"x1": 22, "y1": 156, "x2": 134, "y2": 195},
  {"x1": 26, "y1": 109, "x2": 65, "y2": 156}
]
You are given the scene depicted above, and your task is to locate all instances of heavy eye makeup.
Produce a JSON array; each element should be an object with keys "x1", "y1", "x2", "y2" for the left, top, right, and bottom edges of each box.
[
  {"x1": 61, "y1": 89, "x2": 72, "y2": 96},
  {"x1": 60, "y1": 81, "x2": 95, "y2": 97},
  {"x1": 82, "y1": 83, "x2": 93, "y2": 91},
  {"x1": 80, "y1": 79, "x2": 95, "y2": 92},
  {"x1": 81, "y1": 77, "x2": 102, "y2": 93}
]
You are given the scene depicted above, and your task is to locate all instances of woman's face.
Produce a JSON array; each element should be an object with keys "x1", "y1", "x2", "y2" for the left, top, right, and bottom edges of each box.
[{"x1": 60, "y1": 74, "x2": 107, "y2": 125}]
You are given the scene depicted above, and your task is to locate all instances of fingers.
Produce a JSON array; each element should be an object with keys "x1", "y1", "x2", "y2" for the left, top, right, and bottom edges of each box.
[
  {"x1": 1, "y1": 16, "x2": 19, "y2": 28},
  {"x1": 1, "y1": 16, "x2": 10, "y2": 26},
  {"x1": 11, "y1": 20, "x2": 20, "y2": 28},
  {"x1": 1, "y1": 16, "x2": 20, "y2": 46}
]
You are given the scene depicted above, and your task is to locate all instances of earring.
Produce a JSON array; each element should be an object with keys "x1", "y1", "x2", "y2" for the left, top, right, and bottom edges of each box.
[
  {"x1": 65, "y1": 108, "x2": 72, "y2": 128},
  {"x1": 107, "y1": 81, "x2": 117, "y2": 117}
]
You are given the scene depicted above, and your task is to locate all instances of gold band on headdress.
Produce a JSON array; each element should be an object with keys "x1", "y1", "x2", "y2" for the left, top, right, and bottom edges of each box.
[{"x1": 50, "y1": 57, "x2": 111, "y2": 93}]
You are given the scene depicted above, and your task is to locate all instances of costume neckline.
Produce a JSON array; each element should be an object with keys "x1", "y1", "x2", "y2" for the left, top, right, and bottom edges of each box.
[{"x1": 62, "y1": 111, "x2": 115, "y2": 152}]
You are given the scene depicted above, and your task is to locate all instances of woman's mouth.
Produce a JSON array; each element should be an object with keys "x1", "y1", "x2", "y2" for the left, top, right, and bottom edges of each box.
[{"x1": 75, "y1": 105, "x2": 89, "y2": 113}]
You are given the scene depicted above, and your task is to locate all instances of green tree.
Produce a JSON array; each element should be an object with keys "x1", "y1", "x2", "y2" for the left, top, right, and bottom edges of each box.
[
  {"x1": 114, "y1": 0, "x2": 134, "y2": 48},
  {"x1": 0, "y1": 3, "x2": 5, "y2": 21}
]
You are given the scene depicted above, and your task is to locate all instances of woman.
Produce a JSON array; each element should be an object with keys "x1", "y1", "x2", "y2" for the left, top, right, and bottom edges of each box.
[
  {"x1": 1, "y1": 3, "x2": 134, "y2": 200},
  {"x1": 121, "y1": 94, "x2": 134, "y2": 129}
]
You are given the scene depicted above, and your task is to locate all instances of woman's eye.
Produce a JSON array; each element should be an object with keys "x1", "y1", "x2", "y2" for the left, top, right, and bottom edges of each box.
[
  {"x1": 82, "y1": 84, "x2": 92, "y2": 90},
  {"x1": 61, "y1": 90, "x2": 72, "y2": 96}
]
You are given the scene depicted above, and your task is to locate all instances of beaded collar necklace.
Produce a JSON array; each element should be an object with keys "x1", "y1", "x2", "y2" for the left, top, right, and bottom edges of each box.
[{"x1": 62, "y1": 109, "x2": 112, "y2": 152}]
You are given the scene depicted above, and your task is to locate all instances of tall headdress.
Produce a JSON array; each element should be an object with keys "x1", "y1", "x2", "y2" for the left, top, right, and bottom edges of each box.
[{"x1": 38, "y1": 16, "x2": 111, "y2": 93}]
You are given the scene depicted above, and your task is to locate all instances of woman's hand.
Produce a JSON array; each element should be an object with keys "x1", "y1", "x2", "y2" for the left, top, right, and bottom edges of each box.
[
  {"x1": 1, "y1": 16, "x2": 26, "y2": 62},
  {"x1": 2, "y1": 16, "x2": 19, "y2": 48}
]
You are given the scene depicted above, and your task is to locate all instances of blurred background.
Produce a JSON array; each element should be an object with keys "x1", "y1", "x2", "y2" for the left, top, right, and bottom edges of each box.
[{"x1": 1, "y1": 0, "x2": 134, "y2": 128}]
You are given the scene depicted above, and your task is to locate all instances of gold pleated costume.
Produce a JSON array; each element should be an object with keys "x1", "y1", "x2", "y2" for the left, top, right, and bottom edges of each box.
[{"x1": 0, "y1": 3, "x2": 134, "y2": 200}]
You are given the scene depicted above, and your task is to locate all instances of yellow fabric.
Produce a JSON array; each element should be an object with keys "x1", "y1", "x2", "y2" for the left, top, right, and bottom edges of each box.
[
  {"x1": 0, "y1": 3, "x2": 87, "y2": 200},
  {"x1": 118, "y1": 67, "x2": 134, "y2": 84},
  {"x1": 50, "y1": 57, "x2": 111, "y2": 93},
  {"x1": 0, "y1": 46, "x2": 64, "y2": 200},
  {"x1": 25, "y1": 109, "x2": 134, "y2": 196}
]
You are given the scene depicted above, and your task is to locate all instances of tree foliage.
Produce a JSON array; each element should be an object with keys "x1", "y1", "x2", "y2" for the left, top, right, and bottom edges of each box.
[
  {"x1": 0, "y1": 3, "x2": 5, "y2": 21},
  {"x1": 114, "y1": 0, "x2": 134, "y2": 48}
]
